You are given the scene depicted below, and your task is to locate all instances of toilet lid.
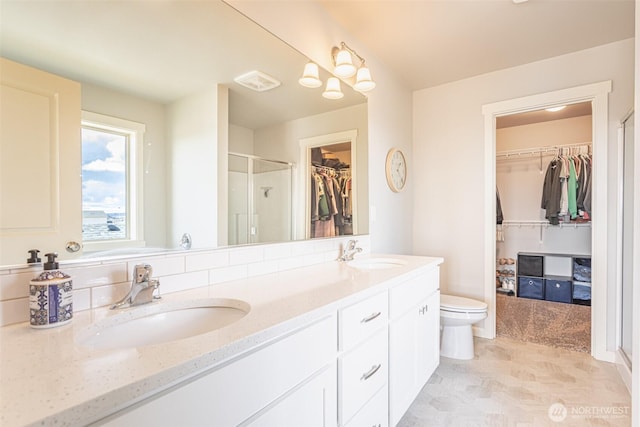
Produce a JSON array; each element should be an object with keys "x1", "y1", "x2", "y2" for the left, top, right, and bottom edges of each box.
[{"x1": 440, "y1": 295, "x2": 488, "y2": 312}]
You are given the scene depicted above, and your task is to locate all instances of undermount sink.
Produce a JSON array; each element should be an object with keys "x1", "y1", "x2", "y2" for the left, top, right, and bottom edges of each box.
[
  {"x1": 77, "y1": 298, "x2": 250, "y2": 350},
  {"x1": 347, "y1": 257, "x2": 409, "y2": 270}
]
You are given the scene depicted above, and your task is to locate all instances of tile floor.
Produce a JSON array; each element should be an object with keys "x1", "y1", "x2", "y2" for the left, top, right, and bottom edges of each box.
[{"x1": 398, "y1": 337, "x2": 631, "y2": 427}]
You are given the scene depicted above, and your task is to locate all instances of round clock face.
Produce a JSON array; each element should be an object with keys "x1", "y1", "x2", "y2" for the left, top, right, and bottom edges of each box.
[{"x1": 385, "y1": 148, "x2": 406, "y2": 192}]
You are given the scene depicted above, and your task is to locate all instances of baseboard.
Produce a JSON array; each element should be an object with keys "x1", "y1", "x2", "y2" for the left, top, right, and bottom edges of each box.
[
  {"x1": 472, "y1": 325, "x2": 494, "y2": 339},
  {"x1": 615, "y1": 349, "x2": 632, "y2": 394}
]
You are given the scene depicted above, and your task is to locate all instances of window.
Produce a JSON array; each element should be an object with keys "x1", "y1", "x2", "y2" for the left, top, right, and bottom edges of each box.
[{"x1": 81, "y1": 111, "x2": 145, "y2": 250}]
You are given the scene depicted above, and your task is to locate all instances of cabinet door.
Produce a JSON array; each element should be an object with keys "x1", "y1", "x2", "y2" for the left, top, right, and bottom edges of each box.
[
  {"x1": 388, "y1": 304, "x2": 418, "y2": 427},
  {"x1": 388, "y1": 290, "x2": 440, "y2": 427},
  {"x1": 247, "y1": 364, "x2": 337, "y2": 427},
  {"x1": 416, "y1": 290, "x2": 439, "y2": 387},
  {"x1": 0, "y1": 58, "x2": 81, "y2": 264}
]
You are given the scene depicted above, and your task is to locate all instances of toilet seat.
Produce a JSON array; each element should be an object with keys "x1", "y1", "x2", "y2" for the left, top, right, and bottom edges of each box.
[{"x1": 440, "y1": 295, "x2": 487, "y2": 313}]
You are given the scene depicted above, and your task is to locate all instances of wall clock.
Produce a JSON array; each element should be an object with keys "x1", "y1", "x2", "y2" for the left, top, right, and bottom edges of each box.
[{"x1": 385, "y1": 148, "x2": 407, "y2": 192}]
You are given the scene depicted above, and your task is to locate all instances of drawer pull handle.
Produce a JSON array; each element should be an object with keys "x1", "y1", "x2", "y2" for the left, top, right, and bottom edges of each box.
[
  {"x1": 361, "y1": 364, "x2": 382, "y2": 381},
  {"x1": 419, "y1": 305, "x2": 429, "y2": 315},
  {"x1": 361, "y1": 311, "x2": 382, "y2": 323}
]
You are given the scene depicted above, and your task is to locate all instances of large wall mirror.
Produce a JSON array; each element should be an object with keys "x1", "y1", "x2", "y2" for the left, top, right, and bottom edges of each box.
[{"x1": 0, "y1": 0, "x2": 368, "y2": 265}]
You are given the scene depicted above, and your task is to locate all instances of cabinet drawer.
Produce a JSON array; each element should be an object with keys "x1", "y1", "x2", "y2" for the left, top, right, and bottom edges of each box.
[
  {"x1": 389, "y1": 267, "x2": 439, "y2": 318},
  {"x1": 102, "y1": 315, "x2": 337, "y2": 427},
  {"x1": 343, "y1": 384, "x2": 388, "y2": 427},
  {"x1": 339, "y1": 291, "x2": 388, "y2": 350},
  {"x1": 339, "y1": 328, "x2": 388, "y2": 425}
]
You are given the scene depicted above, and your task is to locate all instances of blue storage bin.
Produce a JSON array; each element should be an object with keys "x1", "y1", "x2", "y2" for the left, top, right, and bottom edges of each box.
[
  {"x1": 573, "y1": 281, "x2": 591, "y2": 306},
  {"x1": 518, "y1": 276, "x2": 544, "y2": 300},
  {"x1": 544, "y1": 276, "x2": 572, "y2": 304}
]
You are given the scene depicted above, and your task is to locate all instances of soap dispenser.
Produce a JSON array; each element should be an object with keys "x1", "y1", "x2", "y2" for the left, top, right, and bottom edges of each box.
[{"x1": 29, "y1": 252, "x2": 73, "y2": 328}]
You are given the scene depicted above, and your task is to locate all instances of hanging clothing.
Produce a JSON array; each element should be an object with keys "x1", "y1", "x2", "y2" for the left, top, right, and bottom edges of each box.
[
  {"x1": 541, "y1": 158, "x2": 562, "y2": 225},
  {"x1": 496, "y1": 188, "x2": 504, "y2": 225},
  {"x1": 541, "y1": 151, "x2": 592, "y2": 224}
]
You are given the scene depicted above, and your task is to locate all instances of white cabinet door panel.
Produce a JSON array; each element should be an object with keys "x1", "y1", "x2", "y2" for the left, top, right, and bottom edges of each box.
[{"x1": 0, "y1": 58, "x2": 81, "y2": 264}]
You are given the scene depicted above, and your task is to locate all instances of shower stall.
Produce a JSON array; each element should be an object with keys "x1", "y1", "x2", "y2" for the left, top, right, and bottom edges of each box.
[{"x1": 228, "y1": 153, "x2": 293, "y2": 245}]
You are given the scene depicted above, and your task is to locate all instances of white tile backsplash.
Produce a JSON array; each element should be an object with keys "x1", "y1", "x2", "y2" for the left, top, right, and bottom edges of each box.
[
  {"x1": 91, "y1": 282, "x2": 130, "y2": 309},
  {"x1": 66, "y1": 263, "x2": 128, "y2": 289},
  {"x1": 0, "y1": 297, "x2": 28, "y2": 326},
  {"x1": 185, "y1": 251, "x2": 229, "y2": 272},
  {"x1": 0, "y1": 235, "x2": 371, "y2": 326}
]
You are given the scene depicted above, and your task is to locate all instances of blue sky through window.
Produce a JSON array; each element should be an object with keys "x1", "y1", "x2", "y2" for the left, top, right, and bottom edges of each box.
[{"x1": 81, "y1": 127, "x2": 126, "y2": 214}]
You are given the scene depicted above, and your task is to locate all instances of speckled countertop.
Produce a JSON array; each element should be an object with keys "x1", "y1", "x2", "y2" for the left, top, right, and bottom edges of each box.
[{"x1": 0, "y1": 254, "x2": 443, "y2": 427}]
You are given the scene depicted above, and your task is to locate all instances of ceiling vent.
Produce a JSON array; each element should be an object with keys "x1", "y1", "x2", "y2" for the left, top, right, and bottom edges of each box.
[{"x1": 233, "y1": 70, "x2": 281, "y2": 92}]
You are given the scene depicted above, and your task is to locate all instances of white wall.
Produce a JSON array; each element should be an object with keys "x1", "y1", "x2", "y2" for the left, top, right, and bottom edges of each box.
[
  {"x1": 413, "y1": 40, "x2": 634, "y2": 345},
  {"x1": 229, "y1": 124, "x2": 254, "y2": 154},
  {"x1": 81, "y1": 83, "x2": 167, "y2": 248},
  {"x1": 227, "y1": 0, "x2": 415, "y2": 255},
  {"x1": 167, "y1": 87, "x2": 220, "y2": 249}
]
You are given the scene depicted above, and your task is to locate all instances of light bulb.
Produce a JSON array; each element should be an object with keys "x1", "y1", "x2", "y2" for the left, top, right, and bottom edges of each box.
[
  {"x1": 322, "y1": 77, "x2": 344, "y2": 99},
  {"x1": 298, "y1": 62, "x2": 322, "y2": 88},
  {"x1": 354, "y1": 66, "x2": 376, "y2": 92},
  {"x1": 334, "y1": 49, "x2": 356, "y2": 78}
]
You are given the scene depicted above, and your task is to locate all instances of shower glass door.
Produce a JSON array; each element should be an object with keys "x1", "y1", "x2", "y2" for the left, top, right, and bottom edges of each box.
[
  {"x1": 620, "y1": 111, "x2": 634, "y2": 366},
  {"x1": 228, "y1": 153, "x2": 292, "y2": 245}
]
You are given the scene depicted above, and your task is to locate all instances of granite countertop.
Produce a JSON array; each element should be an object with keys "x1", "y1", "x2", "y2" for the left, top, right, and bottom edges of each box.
[{"x1": 0, "y1": 254, "x2": 443, "y2": 427}]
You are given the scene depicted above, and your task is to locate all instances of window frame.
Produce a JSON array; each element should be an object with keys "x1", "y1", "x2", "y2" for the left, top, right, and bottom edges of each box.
[{"x1": 81, "y1": 111, "x2": 145, "y2": 252}]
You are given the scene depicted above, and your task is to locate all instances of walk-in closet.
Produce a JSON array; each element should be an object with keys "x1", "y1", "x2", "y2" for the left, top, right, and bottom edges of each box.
[
  {"x1": 310, "y1": 143, "x2": 354, "y2": 238},
  {"x1": 495, "y1": 102, "x2": 593, "y2": 352}
]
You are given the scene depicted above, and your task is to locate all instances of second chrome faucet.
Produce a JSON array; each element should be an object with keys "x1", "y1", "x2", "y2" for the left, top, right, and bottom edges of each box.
[{"x1": 111, "y1": 263, "x2": 161, "y2": 309}]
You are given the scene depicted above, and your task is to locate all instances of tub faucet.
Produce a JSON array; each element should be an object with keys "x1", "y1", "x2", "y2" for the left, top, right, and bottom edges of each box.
[
  {"x1": 338, "y1": 239, "x2": 363, "y2": 262},
  {"x1": 111, "y1": 264, "x2": 161, "y2": 309}
]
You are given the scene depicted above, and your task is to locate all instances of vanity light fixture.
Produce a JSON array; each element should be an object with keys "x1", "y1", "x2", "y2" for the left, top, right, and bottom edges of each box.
[
  {"x1": 332, "y1": 41, "x2": 376, "y2": 92},
  {"x1": 298, "y1": 62, "x2": 322, "y2": 88},
  {"x1": 322, "y1": 77, "x2": 344, "y2": 99},
  {"x1": 298, "y1": 41, "x2": 376, "y2": 97}
]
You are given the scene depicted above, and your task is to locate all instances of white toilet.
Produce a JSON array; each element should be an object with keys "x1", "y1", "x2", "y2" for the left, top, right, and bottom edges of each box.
[{"x1": 440, "y1": 294, "x2": 488, "y2": 360}]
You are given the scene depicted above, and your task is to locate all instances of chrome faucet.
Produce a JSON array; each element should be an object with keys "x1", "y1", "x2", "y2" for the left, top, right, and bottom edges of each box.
[
  {"x1": 338, "y1": 239, "x2": 363, "y2": 262},
  {"x1": 111, "y1": 264, "x2": 161, "y2": 309}
]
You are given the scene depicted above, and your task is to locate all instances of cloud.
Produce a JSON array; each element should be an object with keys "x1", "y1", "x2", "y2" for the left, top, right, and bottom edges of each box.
[{"x1": 82, "y1": 140, "x2": 125, "y2": 172}]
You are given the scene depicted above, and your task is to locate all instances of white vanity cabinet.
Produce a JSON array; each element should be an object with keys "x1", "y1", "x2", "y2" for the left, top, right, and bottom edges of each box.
[
  {"x1": 338, "y1": 291, "x2": 389, "y2": 427},
  {"x1": 388, "y1": 266, "x2": 440, "y2": 427},
  {"x1": 97, "y1": 315, "x2": 338, "y2": 427}
]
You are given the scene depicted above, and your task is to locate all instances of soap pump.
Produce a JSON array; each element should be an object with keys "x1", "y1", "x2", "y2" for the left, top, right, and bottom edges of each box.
[{"x1": 29, "y1": 252, "x2": 73, "y2": 328}]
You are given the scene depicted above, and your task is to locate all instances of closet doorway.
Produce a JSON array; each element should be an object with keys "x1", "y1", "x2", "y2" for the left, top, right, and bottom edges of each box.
[
  {"x1": 482, "y1": 81, "x2": 612, "y2": 361},
  {"x1": 495, "y1": 102, "x2": 593, "y2": 353},
  {"x1": 299, "y1": 130, "x2": 358, "y2": 240}
]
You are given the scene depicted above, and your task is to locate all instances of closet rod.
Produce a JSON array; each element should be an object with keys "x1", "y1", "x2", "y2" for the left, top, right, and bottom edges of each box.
[
  {"x1": 496, "y1": 142, "x2": 592, "y2": 159},
  {"x1": 502, "y1": 220, "x2": 591, "y2": 228}
]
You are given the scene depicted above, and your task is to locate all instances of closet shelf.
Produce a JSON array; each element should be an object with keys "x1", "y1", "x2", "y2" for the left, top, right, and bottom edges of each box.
[
  {"x1": 501, "y1": 220, "x2": 591, "y2": 228},
  {"x1": 496, "y1": 142, "x2": 592, "y2": 160}
]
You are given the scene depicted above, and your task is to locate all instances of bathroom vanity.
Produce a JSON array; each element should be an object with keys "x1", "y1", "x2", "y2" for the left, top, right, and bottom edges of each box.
[{"x1": 0, "y1": 255, "x2": 442, "y2": 427}]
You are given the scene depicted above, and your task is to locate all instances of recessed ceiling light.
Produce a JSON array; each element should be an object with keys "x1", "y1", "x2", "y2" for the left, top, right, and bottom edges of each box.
[
  {"x1": 512, "y1": 0, "x2": 529, "y2": 3},
  {"x1": 546, "y1": 106, "x2": 566, "y2": 112}
]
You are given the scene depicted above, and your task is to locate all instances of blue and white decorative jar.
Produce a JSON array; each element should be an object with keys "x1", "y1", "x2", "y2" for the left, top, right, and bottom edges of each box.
[{"x1": 29, "y1": 253, "x2": 73, "y2": 328}]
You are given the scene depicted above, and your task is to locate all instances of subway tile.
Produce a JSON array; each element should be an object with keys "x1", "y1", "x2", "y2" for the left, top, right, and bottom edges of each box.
[
  {"x1": 247, "y1": 261, "x2": 279, "y2": 278},
  {"x1": 91, "y1": 282, "x2": 130, "y2": 308},
  {"x1": 210, "y1": 265, "x2": 247, "y2": 284},
  {"x1": 65, "y1": 263, "x2": 128, "y2": 289},
  {"x1": 0, "y1": 298, "x2": 28, "y2": 326},
  {"x1": 0, "y1": 271, "x2": 33, "y2": 300},
  {"x1": 262, "y1": 243, "x2": 292, "y2": 261},
  {"x1": 229, "y1": 246, "x2": 264, "y2": 265},
  {"x1": 73, "y1": 288, "x2": 91, "y2": 312},
  {"x1": 185, "y1": 251, "x2": 229, "y2": 272},
  {"x1": 158, "y1": 271, "x2": 208, "y2": 294}
]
